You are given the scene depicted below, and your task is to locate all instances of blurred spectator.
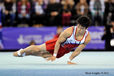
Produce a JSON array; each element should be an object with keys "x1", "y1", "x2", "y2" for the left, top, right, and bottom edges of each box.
[
  {"x1": 2, "y1": 0, "x2": 16, "y2": 27},
  {"x1": 56, "y1": 0, "x2": 61, "y2": 3},
  {"x1": 43, "y1": 0, "x2": 49, "y2": 8},
  {"x1": 0, "y1": 1, "x2": 3, "y2": 26},
  {"x1": 73, "y1": 0, "x2": 79, "y2": 5},
  {"x1": 87, "y1": 0, "x2": 90, "y2": 5},
  {"x1": 74, "y1": 0, "x2": 90, "y2": 6},
  {"x1": 61, "y1": 0, "x2": 74, "y2": 26},
  {"x1": 110, "y1": 16, "x2": 114, "y2": 42},
  {"x1": 44, "y1": 0, "x2": 61, "y2": 6},
  {"x1": 46, "y1": 0, "x2": 62, "y2": 26},
  {"x1": 76, "y1": 0, "x2": 89, "y2": 16},
  {"x1": 17, "y1": 0, "x2": 31, "y2": 27},
  {"x1": 110, "y1": 20, "x2": 114, "y2": 37},
  {"x1": 31, "y1": 0, "x2": 46, "y2": 27},
  {"x1": 104, "y1": 0, "x2": 114, "y2": 25},
  {"x1": 89, "y1": 0, "x2": 105, "y2": 26},
  {"x1": 0, "y1": 1, "x2": 3, "y2": 49},
  {"x1": 102, "y1": 17, "x2": 114, "y2": 50},
  {"x1": 71, "y1": 0, "x2": 89, "y2": 25}
]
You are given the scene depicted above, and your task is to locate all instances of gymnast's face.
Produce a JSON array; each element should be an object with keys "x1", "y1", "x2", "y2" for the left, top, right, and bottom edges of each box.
[{"x1": 77, "y1": 24, "x2": 86, "y2": 34}]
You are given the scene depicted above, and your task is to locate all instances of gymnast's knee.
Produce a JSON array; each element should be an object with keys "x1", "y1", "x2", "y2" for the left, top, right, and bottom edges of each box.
[{"x1": 29, "y1": 45, "x2": 40, "y2": 52}]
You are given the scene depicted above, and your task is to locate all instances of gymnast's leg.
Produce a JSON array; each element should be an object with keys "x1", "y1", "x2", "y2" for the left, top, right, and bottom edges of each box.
[{"x1": 13, "y1": 43, "x2": 52, "y2": 58}]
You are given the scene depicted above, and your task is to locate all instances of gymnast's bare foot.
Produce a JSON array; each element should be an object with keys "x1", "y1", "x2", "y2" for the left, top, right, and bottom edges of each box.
[{"x1": 67, "y1": 61, "x2": 76, "y2": 65}]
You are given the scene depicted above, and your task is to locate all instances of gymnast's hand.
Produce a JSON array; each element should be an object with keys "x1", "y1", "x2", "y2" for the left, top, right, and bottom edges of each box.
[
  {"x1": 67, "y1": 61, "x2": 76, "y2": 65},
  {"x1": 47, "y1": 56, "x2": 56, "y2": 61}
]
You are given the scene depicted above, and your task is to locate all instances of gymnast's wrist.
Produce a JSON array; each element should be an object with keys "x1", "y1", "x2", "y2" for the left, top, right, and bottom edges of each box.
[{"x1": 53, "y1": 53, "x2": 57, "y2": 57}]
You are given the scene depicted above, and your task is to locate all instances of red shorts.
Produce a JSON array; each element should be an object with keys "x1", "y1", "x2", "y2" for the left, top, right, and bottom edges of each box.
[{"x1": 45, "y1": 38, "x2": 70, "y2": 58}]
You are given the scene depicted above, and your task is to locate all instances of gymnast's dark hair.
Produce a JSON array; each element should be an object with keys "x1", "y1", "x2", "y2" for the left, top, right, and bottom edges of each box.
[{"x1": 76, "y1": 15, "x2": 91, "y2": 28}]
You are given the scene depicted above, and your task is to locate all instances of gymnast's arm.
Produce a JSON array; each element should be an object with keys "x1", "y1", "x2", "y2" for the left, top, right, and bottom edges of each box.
[
  {"x1": 47, "y1": 27, "x2": 72, "y2": 61},
  {"x1": 68, "y1": 33, "x2": 91, "y2": 64},
  {"x1": 53, "y1": 31, "x2": 69, "y2": 56}
]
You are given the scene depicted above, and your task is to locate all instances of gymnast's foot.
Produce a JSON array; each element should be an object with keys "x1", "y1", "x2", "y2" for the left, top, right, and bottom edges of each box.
[
  {"x1": 13, "y1": 49, "x2": 25, "y2": 57},
  {"x1": 67, "y1": 61, "x2": 76, "y2": 65}
]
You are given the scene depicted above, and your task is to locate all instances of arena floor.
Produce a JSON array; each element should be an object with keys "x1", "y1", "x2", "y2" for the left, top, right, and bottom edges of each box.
[{"x1": 0, "y1": 51, "x2": 114, "y2": 76}]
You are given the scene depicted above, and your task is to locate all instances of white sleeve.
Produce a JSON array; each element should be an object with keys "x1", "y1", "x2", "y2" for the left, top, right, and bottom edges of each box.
[
  {"x1": 89, "y1": 1, "x2": 95, "y2": 13},
  {"x1": 2, "y1": 3, "x2": 6, "y2": 13},
  {"x1": 12, "y1": 3, "x2": 16, "y2": 13},
  {"x1": 101, "y1": 0, "x2": 105, "y2": 13},
  {"x1": 35, "y1": 5, "x2": 44, "y2": 14}
]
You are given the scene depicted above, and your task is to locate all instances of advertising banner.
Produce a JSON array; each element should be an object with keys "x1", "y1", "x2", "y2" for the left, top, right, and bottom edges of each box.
[
  {"x1": 85, "y1": 26, "x2": 105, "y2": 49},
  {"x1": 2, "y1": 27, "x2": 56, "y2": 49},
  {"x1": 2, "y1": 26, "x2": 104, "y2": 50}
]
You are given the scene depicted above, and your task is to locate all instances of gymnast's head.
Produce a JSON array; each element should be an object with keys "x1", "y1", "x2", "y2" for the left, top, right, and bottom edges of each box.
[{"x1": 76, "y1": 15, "x2": 91, "y2": 29}]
